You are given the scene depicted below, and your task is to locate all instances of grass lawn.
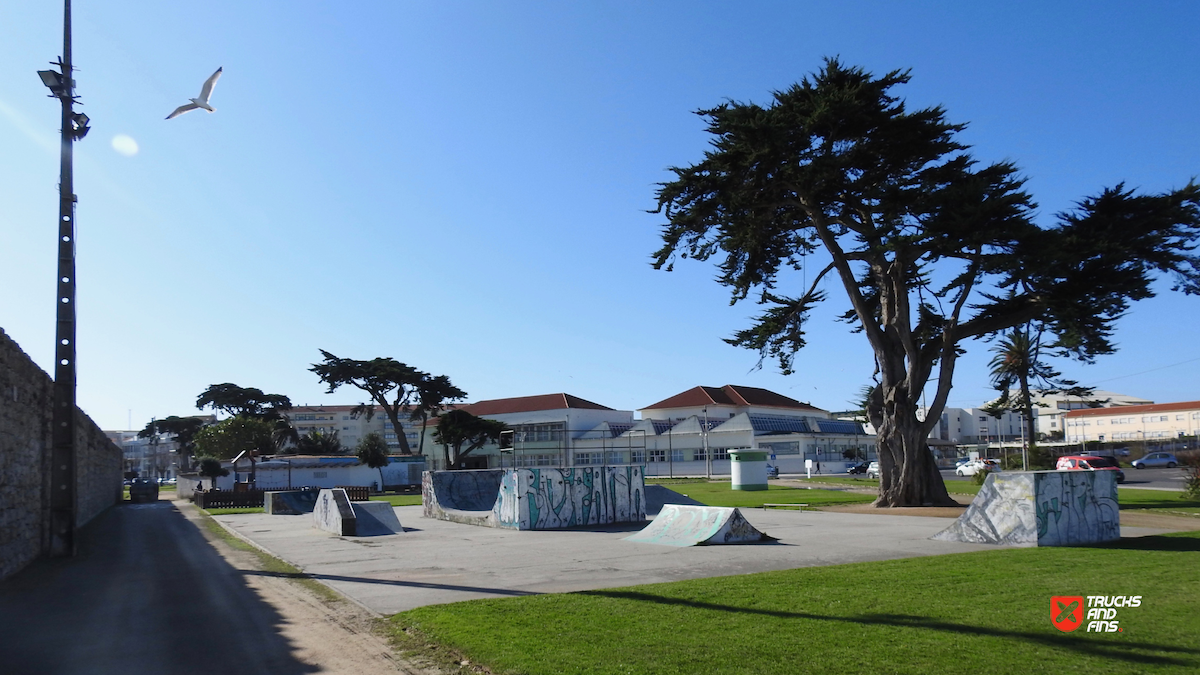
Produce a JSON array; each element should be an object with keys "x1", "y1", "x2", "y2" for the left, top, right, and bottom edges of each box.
[
  {"x1": 653, "y1": 480, "x2": 874, "y2": 508},
  {"x1": 370, "y1": 494, "x2": 424, "y2": 507},
  {"x1": 390, "y1": 531, "x2": 1200, "y2": 675},
  {"x1": 1118, "y1": 488, "x2": 1200, "y2": 516}
]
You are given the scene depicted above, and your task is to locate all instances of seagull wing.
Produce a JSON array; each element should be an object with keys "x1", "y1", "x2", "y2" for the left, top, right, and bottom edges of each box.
[
  {"x1": 166, "y1": 102, "x2": 200, "y2": 120},
  {"x1": 198, "y1": 67, "x2": 223, "y2": 103}
]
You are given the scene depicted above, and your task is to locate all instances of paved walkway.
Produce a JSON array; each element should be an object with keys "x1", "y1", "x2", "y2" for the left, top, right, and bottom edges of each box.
[{"x1": 213, "y1": 505, "x2": 1171, "y2": 616}]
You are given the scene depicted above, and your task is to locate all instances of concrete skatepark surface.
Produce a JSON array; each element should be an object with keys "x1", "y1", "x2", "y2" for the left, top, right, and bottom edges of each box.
[
  {"x1": 625, "y1": 504, "x2": 776, "y2": 546},
  {"x1": 212, "y1": 502, "x2": 1170, "y2": 616}
]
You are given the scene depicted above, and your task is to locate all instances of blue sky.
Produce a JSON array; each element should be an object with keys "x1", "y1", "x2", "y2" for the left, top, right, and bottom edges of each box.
[{"x1": 2, "y1": 1, "x2": 1197, "y2": 431}]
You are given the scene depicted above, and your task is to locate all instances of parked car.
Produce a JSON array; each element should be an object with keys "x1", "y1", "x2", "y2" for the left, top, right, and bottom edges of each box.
[
  {"x1": 954, "y1": 457, "x2": 973, "y2": 468},
  {"x1": 1056, "y1": 455, "x2": 1126, "y2": 483},
  {"x1": 128, "y1": 478, "x2": 159, "y2": 503},
  {"x1": 766, "y1": 464, "x2": 780, "y2": 478},
  {"x1": 955, "y1": 459, "x2": 1000, "y2": 477},
  {"x1": 866, "y1": 461, "x2": 880, "y2": 479},
  {"x1": 847, "y1": 461, "x2": 871, "y2": 475},
  {"x1": 1132, "y1": 452, "x2": 1178, "y2": 469}
]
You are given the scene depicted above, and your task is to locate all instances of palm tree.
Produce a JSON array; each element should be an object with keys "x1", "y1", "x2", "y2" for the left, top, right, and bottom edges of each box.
[
  {"x1": 985, "y1": 326, "x2": 1093, "y2": 468},
  {"x1": 356, "y1": 433, "x2": 390, "y2": 489},
  {"x1": 988, "y1": 329, "x2": 1036, "y2": 443},
  {"x1": 296, "y1": 430, "x2": 344, "y2": 455},
  {"x1": 272, "y1": 417, "x2": 300, "y2": 453}
]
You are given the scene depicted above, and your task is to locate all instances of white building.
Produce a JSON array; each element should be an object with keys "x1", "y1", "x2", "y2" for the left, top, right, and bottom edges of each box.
[
  {"x1": 283, "y1": 401, "x2": 386, "y2": 449},
  {"x1": 1026, "y1": 390, "x2": 1153, "y2": 438},
  {"x1": 421, "y1": 385, "x2": 873, "y2": 475},
  {"x1": 924, "y1": 406, "x2": 1030, "y2": 445},
  {"x1": 106, "y1": 430, "x2": 179, "y2": 480},
  {"x1": 1063, "y1": 400, "x2": 1200, "y2": 445}
]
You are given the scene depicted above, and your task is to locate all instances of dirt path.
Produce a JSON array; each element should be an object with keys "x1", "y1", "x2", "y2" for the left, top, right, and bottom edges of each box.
[{"x1": 179, "y1": 501, "x2": 440, "y2": 675}]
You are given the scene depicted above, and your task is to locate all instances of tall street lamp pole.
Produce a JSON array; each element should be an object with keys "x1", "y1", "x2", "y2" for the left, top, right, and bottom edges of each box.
[{"x1": 40, "y1": 0, "x2": 89, "y2": 558}]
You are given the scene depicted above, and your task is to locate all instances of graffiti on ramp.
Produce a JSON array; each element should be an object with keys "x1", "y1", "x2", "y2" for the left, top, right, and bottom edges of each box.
[{"x1": 624, "y1": 504, "x2": 776, "y2": 547}]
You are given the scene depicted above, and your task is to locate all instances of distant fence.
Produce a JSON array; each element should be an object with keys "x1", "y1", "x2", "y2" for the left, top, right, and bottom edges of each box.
[
  {"x1": 194, "y1": 489, "x2": 265, "y2": 509},
  {"x1": 337, "y1": 485, "x2": 369, "y2": 502}
]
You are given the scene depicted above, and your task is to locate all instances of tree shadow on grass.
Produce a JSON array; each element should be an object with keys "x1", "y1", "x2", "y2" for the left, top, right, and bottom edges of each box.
[
  {"x1": 1088, "y1": 533, "x2": 1200, "y2": 552},
  {"x1": 576, "y1": 590, "x2": 1199, "y2": 668}
]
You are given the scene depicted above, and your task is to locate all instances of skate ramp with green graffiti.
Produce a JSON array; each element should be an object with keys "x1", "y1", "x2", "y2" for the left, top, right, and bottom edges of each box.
[
  {"x1": 933, "y1": 471, "x2": 1119, "y2": 547},
  {"x1": 423, "y1": 466, "x2": 646, "y2": 530},
  {"x1": 624, "y1": 504, "x2": 776, "y2": 546}
]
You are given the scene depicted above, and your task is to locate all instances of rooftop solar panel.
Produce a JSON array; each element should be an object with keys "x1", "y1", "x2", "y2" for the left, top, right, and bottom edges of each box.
[
  {"x1": 815, "y1": 420, "x2": 864, "y2": 434},
  {"x1": 748, "y1": 415, "x2": 811, "y2": 434}
]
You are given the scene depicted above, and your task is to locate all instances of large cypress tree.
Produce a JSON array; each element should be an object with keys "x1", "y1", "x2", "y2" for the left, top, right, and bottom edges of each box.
[{"x1": 653, "y1": 59, "x2": 1200, "y2": 506}]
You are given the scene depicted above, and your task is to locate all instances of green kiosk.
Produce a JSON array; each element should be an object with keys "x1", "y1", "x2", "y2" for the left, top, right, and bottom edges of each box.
[{"x1": 729, "y1": 450, "x2": 769, "y2": 491}]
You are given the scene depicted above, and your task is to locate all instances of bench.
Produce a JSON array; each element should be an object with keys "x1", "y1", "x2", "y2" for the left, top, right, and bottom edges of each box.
[{"x1": 762, "y1": 503, "x2": 809, "y2": 511}]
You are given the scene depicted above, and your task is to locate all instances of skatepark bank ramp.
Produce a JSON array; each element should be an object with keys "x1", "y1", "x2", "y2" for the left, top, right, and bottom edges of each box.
[
  {"x1": 312, "y1": 488, "x2": 403, "y2": 536},
  {"x1": 933, "y1": 470, "x2": 1119, "y2": 547},
  {"x1": 624, "y1": 504, "x2": 776, "y2": 546},
  {"x1": 423, "y1": 466, "x2": 645, "y2": 529}
]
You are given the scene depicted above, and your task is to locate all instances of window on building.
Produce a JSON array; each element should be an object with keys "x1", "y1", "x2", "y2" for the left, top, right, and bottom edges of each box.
[
  {"x1": 670, "y1": 449, "x2": 684, "y2": 463},
  {"x1": 693, "y1": 449, "x2": 706, "y2": 461},
  {"x1": 605, "y1": 451, "x2": 624, "y2": 464},
  {"x1": 649, "y1": 449, "x2": 666, "y2": 463},
  {"x1": 630, "y1": 450, "x2": 646, "y2": 464},
  {"x1": 713, "y1": 449, "x2": 729, "y2": 460}
]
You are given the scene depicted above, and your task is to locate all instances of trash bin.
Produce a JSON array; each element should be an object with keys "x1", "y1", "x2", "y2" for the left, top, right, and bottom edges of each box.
[{"x1": 729, "y1": 450, "x2": 769, "y2": 491}]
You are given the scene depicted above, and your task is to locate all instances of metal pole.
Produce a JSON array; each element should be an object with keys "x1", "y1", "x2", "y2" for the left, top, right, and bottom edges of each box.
[
  {"x1": 667, "y1": 422, "x2": 673, "y2": 479},
  {"x1": 704, "y1": 408, "x2": 711, "y2": 479},
  {"x1": 49, "y1": 0, "x2": 78, "y2": 558}
]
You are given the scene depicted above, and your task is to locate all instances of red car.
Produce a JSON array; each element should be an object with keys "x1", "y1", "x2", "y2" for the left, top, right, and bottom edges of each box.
[{"x1": 1056, "y1": 455, "x2": 1126, "y2": 483}]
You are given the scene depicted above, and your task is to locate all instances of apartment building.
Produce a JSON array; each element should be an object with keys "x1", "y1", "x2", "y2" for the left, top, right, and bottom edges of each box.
[{"x1": 1063, "y1": 400, "x2": 1200, "y2": 444}]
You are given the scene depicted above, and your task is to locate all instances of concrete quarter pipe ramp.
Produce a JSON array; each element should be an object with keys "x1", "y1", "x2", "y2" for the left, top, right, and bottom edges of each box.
[
  {"x1": 423, "y1": 466, "x2": 646, "y2": 529},
  {"x1": 265, "y1": 489, "x2": 320, "y2": 515},
  {"x1": 624, "y1": 504, "x2": 776, "y2": 546},
  {"x1": 933, "y1": 470, "x2": 1119, "y2": 547}
]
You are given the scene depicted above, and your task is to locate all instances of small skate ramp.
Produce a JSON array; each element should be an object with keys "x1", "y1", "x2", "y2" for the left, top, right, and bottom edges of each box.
[
  {"x1": 265, "y1": 489, "x2": 320, "y2": 515},
  {"x1": 625, "y1": 504, "x2": 776, "y2": 546},
  {"x1": 350, "y1": 501, "x2": 404, "y2": 536},
  {"x1": 644, "y1": 484, "x2": 706, "y2": 515},
  {"x1": 424, "y1": 466, "x2": 646, "y2": 529},
  {"x1": 313, "y1": 488, "x2": 356, "y2": 536},
  {"x1": 933, "y1": 470, "x2": 1119, "y2": 547}
]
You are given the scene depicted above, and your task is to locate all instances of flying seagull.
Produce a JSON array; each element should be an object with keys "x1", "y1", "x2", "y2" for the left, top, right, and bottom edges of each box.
[{"x1": 166, "y1": 67, "x2": 223, "y2": 120}]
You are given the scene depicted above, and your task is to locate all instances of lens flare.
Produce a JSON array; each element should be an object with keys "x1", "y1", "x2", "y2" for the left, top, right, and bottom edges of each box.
[{"x1": 111, "y1": 134, "x2": 139, "y2": 156}]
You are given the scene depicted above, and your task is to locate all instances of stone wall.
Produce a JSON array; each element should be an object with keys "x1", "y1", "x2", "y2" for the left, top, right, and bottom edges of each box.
[{"x1": 0, "y1": 328, "x2": 122, "y2": 580}]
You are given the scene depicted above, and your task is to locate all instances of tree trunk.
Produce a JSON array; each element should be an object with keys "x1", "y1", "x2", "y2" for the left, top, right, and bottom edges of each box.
[
  {"x1": 381, "y1": 405, "x2": 412, "y2": 454},
  {"x1": 872, "y1": 385, "x2": 957, "y2": 507},
  {"x1": 1018, "y1": 371, "x2": 1036, "y2": 453}
]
